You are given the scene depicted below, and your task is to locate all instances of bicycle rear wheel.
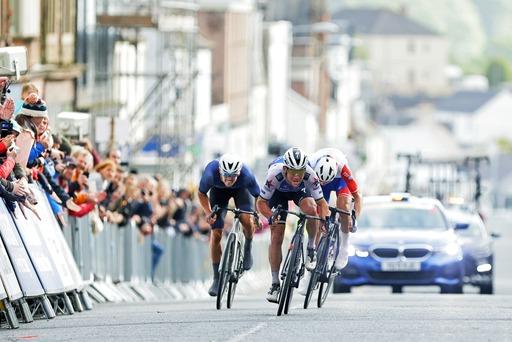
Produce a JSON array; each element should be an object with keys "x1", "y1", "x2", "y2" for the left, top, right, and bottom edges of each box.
[
  {"x1": 318, "y1": 233, "x2": 339, "y2": 308},
  {"x1": 227, "y1": 241, "x2": 242, "y2": 309},
  {"x1": 216, "y1": 234, "x2": 235, "y2": 310},
  {"x1": 304, "y1": 236, "x2": 327, "y2": 309},
  {"x1": 278, "y1": 235, "x2": 301, "y2": 316}
]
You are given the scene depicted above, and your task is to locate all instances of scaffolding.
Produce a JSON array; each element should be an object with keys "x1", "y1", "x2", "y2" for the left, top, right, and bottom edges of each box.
[{"x1": 78, "y1": 0, "x2": 199, "y2": 185}]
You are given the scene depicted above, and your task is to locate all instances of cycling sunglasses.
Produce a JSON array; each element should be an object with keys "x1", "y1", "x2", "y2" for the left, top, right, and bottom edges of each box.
[
  {"x1": 221, "y1": 171, "x2": 240, "y2": 178},
  {"x1": 286, "y1": 168, "x2": 306, "y2": 177}
]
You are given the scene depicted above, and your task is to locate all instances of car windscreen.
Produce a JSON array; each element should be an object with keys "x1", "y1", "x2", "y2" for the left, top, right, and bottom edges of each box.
[{"x1": 358, "y1": 203, "x2": 448, "y2": 230}]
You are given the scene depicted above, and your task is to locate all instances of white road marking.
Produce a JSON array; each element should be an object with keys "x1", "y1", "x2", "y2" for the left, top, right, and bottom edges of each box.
[{"x1": 228, "y1": 322, "x2": 267, "y2": 342}]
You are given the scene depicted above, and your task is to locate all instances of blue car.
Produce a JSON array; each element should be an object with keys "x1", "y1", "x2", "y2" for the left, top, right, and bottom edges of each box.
[
  {"x1": 445, "y1": 208, "x2": 495, "y2": 294},
  {"x1": 334, "y1": 194, "x2": 465, "y2": 294}
]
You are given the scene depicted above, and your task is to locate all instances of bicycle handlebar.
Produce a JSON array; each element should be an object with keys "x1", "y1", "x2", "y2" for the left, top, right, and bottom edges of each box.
[
  {"x1": 211, "y1": 205, "x2": 260, "y2": 220},
  {"x1": 271, "y1": 204, "x2": 325, "y2": 223},
  {"x1": 325, "y1": 206, "x2": 358, "y2": 232},
  {"x1": 328, "y1": 206, "x2": 350, "y2": 217}
]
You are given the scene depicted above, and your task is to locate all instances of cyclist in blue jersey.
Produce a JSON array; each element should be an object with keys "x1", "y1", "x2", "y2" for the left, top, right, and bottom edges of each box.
[
  {"x1": 256, "y1": 147, "x2": 329, "y2": 303},
  {"x1": 198, "y1": 154, "x2": 261, "y2": 297}
]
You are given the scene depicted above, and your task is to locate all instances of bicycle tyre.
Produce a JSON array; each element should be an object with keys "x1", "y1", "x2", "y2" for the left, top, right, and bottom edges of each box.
[
  {"x1": 284, "y1": 245, "x2": 302, "y2": 315},
  {"x1": 304, "y1": 236, "x2": 327, "y2": 309},
  {"x1": 318, "y1": 232, "x2": 339, "y2": 308},
  {"x1": 276, "y1": 242, "x2": 292, "y2": 315},
  {"x1": 227, "y1": 241, "x2": 242, "y2": 309},
  {"x1": 216, "y1": 233, "x2": 235, "y2": 310},
  {"x1": 278, "y1": 235, "x2": 300, "y2": 316},
  {"x1": 282, "y1": 234, "x2": 302, "y2": 315}
]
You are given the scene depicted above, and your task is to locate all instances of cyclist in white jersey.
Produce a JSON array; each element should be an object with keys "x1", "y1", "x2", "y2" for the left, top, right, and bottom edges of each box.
[{"x1": 256, "y1": 147, "x2": 329, "y2": 303}]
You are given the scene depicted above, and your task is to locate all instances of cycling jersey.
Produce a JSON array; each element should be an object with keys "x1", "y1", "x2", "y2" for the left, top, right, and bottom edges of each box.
[
  {"x1": 199, "y1": 160, "x2": 260, "y2": 197},
  {"x1": 260, "y1": 159, "x2": 323, "y2": 201},
  {"x1": 199, "y1": 159, "x2": 260, "y2": 229},
  {"x1": 308, "y1": 148, "x2": 359, "y2": 195}
]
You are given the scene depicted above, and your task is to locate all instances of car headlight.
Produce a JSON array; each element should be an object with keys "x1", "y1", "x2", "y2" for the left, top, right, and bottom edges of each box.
[
  {"x1": 476, "y1": 263, "x2": 492, "y2": 273},
  {"x1": 348, "y1": 245, "x2": 369, "y2": 257},
  {"x1": 440, "y1": 243, "x2": 461, "y2": 256}
]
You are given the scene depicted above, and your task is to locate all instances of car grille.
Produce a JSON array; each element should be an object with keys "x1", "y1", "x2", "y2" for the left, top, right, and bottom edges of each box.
[
  {"x1": 373, "y1": 248, "x2": 399, "y2": 258},
  {"x1": 369, "y1": 271, "x2": 435, "y2": 281},
  {"x1": 403, "y1": 248, "x2": 430, "y2": 258},
  {"x1": 371, "y1": 246, "x2": 432, "y2": 260}
]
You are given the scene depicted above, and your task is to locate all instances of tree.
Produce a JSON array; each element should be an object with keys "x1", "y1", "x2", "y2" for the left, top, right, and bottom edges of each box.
[{"x1": 486, "y1": 57, "x2": 512, "y2": 87}]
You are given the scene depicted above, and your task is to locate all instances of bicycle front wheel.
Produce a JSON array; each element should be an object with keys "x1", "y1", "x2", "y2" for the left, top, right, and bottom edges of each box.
[
  {"x1": 278, "y1": 234, "x2": 301, "y2": 316},
  {"x1": 227, "y1": 241, "x2": 242, "y2": 309},
  {"x1": 318, "y1": 232, "x2": 339, "y2": 308},
  {"x1": 216, "y1": 234, "x2": 236, "y2": 310}
]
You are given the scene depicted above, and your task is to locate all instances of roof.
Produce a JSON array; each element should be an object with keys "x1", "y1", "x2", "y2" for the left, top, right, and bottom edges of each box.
[
  {"x1": 388, "y1": 94, "x2": 436, "y2": 111},
  {"x1": 380, "y1": 116, "x2": 463, "y2": 159},
  {"x1": 435, "y1": 90, "x2": 500, "y2": 114},
  {"x1": 332, "y1": 8, "x2": 437, "y2": 36}
]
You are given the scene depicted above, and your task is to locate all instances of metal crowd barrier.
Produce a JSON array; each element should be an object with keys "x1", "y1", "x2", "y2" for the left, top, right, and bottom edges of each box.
[
  {"x1": 65, "y1": 214, "x2": 272, "y2": 304},
  {"x1": 0, "y1": 185, "x2": 91, "y2": 330}
]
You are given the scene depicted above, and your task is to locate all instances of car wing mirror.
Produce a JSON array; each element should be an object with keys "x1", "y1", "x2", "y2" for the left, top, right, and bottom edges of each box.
[
  {"x1": 490, "y1": 232, "x2": 501, "y2": 239},
  {"x1": 454, "y1": 222, "x2": 469, "y2": 230}
]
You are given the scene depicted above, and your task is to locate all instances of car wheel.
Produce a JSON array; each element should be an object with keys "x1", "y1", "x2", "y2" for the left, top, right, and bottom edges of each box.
[
  {"x1": 440, "y1": 285, "x2": 463, "y2": 294},
  {"x1": 480, "y1": 283, "x2": 493, "y2": 295},
  {"x1": 392, "y1": 286, "x2": 402, "y2": 294},
  {"x1": 333, "y1": 283, "x2": 351, "y2": 293}
]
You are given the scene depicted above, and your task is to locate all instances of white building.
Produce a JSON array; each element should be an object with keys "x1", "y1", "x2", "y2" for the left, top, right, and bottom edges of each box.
[
  {"x1": 434, "y1": 90, "x2": 512, "y2": 148},
  {"x1": 333, "y1": 8, "x2": 450, "y2": 96}
]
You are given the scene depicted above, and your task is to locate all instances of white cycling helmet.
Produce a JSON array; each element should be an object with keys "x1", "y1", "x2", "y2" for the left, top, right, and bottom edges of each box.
[
  {"x1": 219, "y1": 153, "x2": 243, "y2": 175},
  {"x1": 283, "y1": 147, "x2": 308, "y2": 170},
  {"x1": 314, "y1": 156, "x2": 338, "y2": 183}
]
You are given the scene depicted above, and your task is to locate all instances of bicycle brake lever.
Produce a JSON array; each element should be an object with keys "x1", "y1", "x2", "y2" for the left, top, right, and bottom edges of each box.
[
  {"x1": 210, "y1": 205, "x2": 220, "y2": 218},
  {"x1": 351, "y1": 209, "x2": 358, "y2": 233}
]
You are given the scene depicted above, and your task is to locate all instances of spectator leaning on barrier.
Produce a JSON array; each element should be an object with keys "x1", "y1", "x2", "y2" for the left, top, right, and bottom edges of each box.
[
  {"x1": 0, "y1": 91, "x2": 40, "y2": 216},
  {"x1": 17, "y1": 95, "x2": 81, "y2": 214}
]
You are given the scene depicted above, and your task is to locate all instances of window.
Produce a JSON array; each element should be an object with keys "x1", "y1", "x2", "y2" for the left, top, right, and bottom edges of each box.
[{"x1": 358, "y1": 204, "x2": 448, "y2": 231}]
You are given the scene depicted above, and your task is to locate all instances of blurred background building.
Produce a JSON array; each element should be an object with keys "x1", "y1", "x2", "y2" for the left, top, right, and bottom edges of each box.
[{"x1": 2, "y1": 0, "x2": 512, "y2": 210}]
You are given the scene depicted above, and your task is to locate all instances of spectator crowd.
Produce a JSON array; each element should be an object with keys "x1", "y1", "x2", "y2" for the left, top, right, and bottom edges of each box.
[{"x1": 0, "y1": 77, "x2": 211, "y2": 245}]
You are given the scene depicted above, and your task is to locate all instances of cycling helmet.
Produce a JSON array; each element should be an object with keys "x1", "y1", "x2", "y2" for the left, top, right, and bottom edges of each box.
[
  {"x1": 283, "y1": 147, "x2": 308, "y2": 170},
  {"x1": 314, "y1": 156, "x2": 338, "y2": 183},
  {"x1": 219, "y1": 153, "x2": 243, "y2": 175}
]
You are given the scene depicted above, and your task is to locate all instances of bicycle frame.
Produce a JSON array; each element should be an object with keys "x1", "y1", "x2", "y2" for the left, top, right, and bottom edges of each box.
[
  {"x1": 212, "y1": 205, "x2": 259, "y2": 310},
  {"x1": 304, "y1": 205, "x2": 353, "y2": 309},
  {"x1": 271, "y1": 205, "x2": 324, "y2": 316}
]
